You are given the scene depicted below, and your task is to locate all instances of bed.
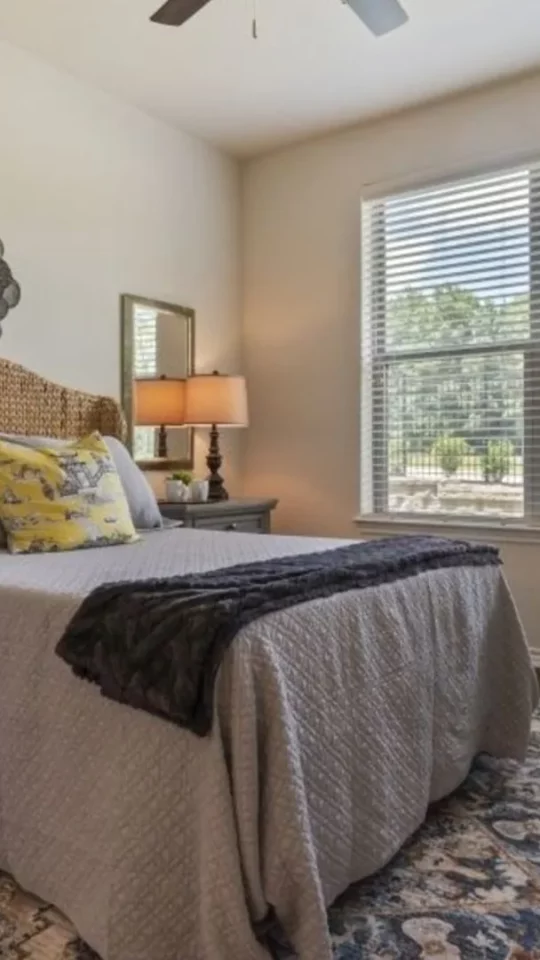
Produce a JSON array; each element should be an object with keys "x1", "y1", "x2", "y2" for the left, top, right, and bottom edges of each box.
[{"x1": 0, "y1": 358, "x2": 537, "y2": 960}]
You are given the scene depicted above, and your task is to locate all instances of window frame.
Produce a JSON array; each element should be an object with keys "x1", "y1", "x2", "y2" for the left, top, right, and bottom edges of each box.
[{"x1": 360, "y1": 161, "x2": 540, "y2": 528}]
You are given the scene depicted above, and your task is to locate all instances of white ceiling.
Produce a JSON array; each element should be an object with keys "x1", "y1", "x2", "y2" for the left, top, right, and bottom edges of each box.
[{"x1": 1, "y1": 0, "x2": 540, "y2": 157}]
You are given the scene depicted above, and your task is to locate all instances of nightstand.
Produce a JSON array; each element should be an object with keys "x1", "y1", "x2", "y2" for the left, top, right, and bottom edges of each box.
[{"x1": 159, "y1": 498, "x2": 278, "y2": 534}]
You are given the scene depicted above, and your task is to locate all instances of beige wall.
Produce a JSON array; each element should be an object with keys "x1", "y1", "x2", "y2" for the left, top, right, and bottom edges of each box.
[
  {"x1": 242, "y1": 72, "x2": 540, "y2": 656},
  {"x1": 0, "y1": 39, "x2": 241, "y2": 489}
]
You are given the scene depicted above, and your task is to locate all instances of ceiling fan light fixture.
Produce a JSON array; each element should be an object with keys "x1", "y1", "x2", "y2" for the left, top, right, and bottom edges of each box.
[{"x1": 150, "y1": 0, "x2": 409, "y2": 36}]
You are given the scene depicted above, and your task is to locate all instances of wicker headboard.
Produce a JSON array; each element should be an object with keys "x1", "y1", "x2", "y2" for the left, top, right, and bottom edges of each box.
[{"x1": 0, "y1": 358, "x2": 127, "y2": 441}]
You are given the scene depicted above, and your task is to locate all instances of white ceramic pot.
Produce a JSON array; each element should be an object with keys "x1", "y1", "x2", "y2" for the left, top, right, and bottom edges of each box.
[
  {"x1": 189, "y1": 479, "x2": 209, "y2": 503},
  {"x1": 165, "y1": 480, "x2": 190, "y2": 502}
]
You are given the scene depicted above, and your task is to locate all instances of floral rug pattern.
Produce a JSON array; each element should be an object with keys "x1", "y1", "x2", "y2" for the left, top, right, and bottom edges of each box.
[{"x1": 3, "y1": 714, "x2": 540, "y2": 959}]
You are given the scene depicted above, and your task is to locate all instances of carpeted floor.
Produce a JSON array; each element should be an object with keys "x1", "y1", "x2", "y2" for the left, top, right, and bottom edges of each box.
[{"x1": 3, "y1": 713, "x2": 540, "y2": 960}]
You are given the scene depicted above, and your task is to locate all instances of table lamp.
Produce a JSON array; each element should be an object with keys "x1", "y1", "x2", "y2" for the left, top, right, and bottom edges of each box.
[
  {"x1": 134, "y1": 375, "x2": 186, "y2": 458},
  {"x1": 184, "y1": 371, "x2": 248, "y2": 501}
]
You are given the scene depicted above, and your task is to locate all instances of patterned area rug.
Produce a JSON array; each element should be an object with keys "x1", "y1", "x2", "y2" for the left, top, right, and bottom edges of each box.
[{"x1": 2, "y1": 714, "x2": 540, "y2": 960}]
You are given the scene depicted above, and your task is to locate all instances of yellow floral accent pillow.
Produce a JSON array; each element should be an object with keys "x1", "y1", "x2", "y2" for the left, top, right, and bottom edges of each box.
[{"x1": 0, "y1": 432, "x2": 139, "y2": 554}]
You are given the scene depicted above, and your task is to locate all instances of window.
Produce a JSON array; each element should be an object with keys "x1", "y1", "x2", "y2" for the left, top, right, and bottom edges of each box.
[
  {"x1": 133, "y1": 307, "x2": 158, "y2": 460},
  {"x1": 361, "y1": 162, "x2": 540, "y2": 524}
]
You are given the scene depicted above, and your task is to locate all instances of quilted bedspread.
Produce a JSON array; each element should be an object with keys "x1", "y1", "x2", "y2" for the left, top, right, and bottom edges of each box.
[
  {"x1": 56, "y1": 536, "x2": 500, "y2": 736},
  {"x1": 0, "y1": 528, "x2": 537, "y2": 960}
]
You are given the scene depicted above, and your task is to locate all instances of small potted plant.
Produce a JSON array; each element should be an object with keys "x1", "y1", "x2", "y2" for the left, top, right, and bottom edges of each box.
[{"x1": 165, "y1": 470, "x2": 193, "y2": 502}]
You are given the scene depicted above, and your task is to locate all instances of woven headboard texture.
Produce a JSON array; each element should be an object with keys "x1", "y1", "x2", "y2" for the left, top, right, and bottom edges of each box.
[{"x1": 0, "y1": 358, "x2": 126, "y2": 441}]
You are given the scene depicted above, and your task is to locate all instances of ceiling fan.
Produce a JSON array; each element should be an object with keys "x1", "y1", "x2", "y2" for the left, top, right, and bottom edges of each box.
[{"x1": 150, "y1": 0, "x2": 409, "y2": 36}]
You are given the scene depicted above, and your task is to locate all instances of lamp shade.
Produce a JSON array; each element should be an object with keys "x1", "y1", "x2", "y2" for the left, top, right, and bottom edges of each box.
[
  {"x1": 134, "y1": 377, "x2": 186, "y2": 426},
  {"x1": 184, "y1": 372, "x2": 248, "y2": 427}
]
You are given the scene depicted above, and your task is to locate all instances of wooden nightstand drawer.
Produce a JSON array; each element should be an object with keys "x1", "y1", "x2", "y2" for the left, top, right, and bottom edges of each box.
[
  {"x1": 159, "y1": 498, "x2": 278, "y2": 534},
  {"x1": 194, "y1": 514, "x2": 264, "y2": 534}
]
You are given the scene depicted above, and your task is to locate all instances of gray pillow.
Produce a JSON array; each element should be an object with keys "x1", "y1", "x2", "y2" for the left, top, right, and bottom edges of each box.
[
  {"x1": 0, "y1": 433, "x2": 163, "y2": 535},
  {"x1": 102, "y1": 436, "x2": 163, "y2": 530}
]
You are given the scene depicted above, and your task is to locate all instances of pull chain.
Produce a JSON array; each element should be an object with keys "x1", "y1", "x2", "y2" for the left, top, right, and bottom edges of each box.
[{"x1": 252, "y1": 0, "x2": 258, "y2": 38}]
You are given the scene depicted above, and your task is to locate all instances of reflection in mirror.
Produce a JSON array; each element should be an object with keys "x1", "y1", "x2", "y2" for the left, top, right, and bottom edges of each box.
[{"x1": 121, "y1": 296, "x2": 195, "y2": 469}]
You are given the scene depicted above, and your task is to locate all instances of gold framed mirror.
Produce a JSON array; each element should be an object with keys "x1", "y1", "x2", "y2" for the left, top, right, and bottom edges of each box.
[{"x1": 121, "y1": 295, "x2": 195, "y2": 470}]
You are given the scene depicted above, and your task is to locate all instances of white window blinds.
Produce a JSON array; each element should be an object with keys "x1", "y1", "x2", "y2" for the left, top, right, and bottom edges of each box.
[
  {"x1": 133, "y1": 308, "x2": 158, "y2": 460},
  {"x1": 134, "y1": 308, "x2": 158, "y2": 377},
  {"x1": 361, "y1": 162, "x2": 540, "y2": 524}
]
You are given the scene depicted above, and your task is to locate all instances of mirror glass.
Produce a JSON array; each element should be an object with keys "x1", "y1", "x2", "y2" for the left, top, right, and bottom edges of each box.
[{"x1": 121, "y1": 295, "x2": 195, "y2": 469}]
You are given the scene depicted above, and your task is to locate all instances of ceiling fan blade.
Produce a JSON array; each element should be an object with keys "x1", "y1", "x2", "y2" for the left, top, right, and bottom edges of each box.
[
  {"x1": 150, "y1": 0, "x2": 213, "y2": 26},
  {"x1": 346, "y1": 0, "x2": 408, "y2": 35}
]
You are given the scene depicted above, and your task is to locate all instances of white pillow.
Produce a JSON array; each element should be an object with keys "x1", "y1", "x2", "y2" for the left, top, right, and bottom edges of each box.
[{"x1": 0, "y1": 433, "x2": 163, "y2": 532}]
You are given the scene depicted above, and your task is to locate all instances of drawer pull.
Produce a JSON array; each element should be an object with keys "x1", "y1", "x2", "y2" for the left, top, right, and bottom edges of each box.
[{"x1": 225, "y1": 522, "x2": 238, "y2": 531}]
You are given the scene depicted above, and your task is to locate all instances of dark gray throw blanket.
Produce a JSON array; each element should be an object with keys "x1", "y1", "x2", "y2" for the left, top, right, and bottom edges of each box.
[{"x1": 56, "y1": 535, "x2": 500, "y2": 737}]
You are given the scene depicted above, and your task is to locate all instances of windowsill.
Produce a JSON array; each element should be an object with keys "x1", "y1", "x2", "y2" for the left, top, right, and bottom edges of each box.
[{"x1": 354, "y1": 514, "x2": 540, "y2": 545}]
